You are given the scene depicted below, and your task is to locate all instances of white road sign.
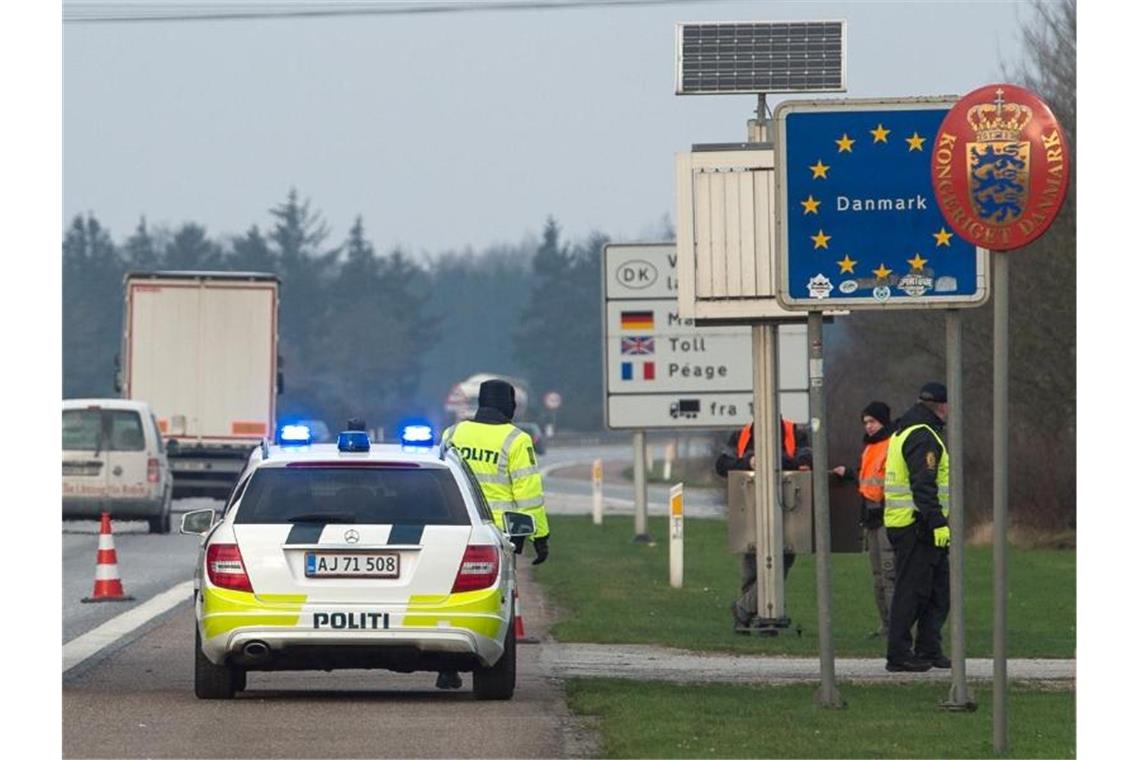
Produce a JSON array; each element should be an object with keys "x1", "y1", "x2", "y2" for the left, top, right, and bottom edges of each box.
[{"x1": 603, "y1": 243, "x2": 808, "y2": 429}]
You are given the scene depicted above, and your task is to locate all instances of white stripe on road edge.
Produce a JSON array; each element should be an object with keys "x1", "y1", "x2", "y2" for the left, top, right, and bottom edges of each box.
[
  {"x1": 63, "y1": 580, "x2": 195, "y2": 673},
  {"x1": 539, "y1": 458, "x2": 601, "y2": 478}
]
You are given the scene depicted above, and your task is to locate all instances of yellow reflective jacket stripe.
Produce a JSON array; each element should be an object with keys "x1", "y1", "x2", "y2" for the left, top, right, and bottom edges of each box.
[
  {"x1": 443, "y1": 420, "x2": 549, "y2": 539},
  {"x1": 883, "y1": 423, "x2": 950, "y2": 528}
]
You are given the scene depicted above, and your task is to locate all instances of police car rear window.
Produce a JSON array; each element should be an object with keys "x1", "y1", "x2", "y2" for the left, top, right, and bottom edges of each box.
[{"x1": 233, "y1": 467, "x2": 471, "y2": 525}]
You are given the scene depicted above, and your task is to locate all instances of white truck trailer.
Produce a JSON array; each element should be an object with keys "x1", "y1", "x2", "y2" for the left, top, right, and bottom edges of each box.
[{"x1": 119, "y1": 271, "x2": 280, "y2": 498}]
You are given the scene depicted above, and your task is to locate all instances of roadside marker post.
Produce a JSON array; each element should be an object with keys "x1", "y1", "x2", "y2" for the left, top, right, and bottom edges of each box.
[
  {"x1": 669, "y1": 484, "x2": 684, "y2": 588},
  {"x1": 592, "y1": 458, "x2": 604, "y2": 525}
]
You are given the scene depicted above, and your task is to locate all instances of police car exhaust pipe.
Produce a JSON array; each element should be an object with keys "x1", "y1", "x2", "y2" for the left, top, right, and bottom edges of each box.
[{"x1": 243, "y1": 641, "x2": 270, "y2": 660}]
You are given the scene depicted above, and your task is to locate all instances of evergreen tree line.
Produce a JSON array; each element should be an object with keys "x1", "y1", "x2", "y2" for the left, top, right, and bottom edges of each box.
[{"x1": 62, "y1": 190, "x2": 606, "y2": 434}]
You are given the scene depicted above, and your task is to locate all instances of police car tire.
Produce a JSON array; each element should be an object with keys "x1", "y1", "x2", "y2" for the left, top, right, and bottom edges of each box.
[
  {"x1": 194, "y1": 628, "x2": 237, "y2": 699},
  {"x1": 472, "y1": 608, "x2": 516, "y2": 700}
]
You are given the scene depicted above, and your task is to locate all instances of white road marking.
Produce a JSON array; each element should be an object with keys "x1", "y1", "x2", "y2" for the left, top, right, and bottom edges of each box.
[
  {"x1": 538, "y1": 458, "x2": 600, "y2": 478},
  {"x1": 63, "y1": 580, "x2": 195, "y2": 673}
]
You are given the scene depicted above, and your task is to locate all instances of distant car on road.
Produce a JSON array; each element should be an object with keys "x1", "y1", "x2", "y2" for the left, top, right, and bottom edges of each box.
[
  {"x1": 181, "y1": 425, "x2": 535, "y2": 700},
  {"x1": 63, "y1": 399, "x2": 174, "y2": 533},
  {"x1": 517, "y1": 422, "x2": 546, "y2": 455}
]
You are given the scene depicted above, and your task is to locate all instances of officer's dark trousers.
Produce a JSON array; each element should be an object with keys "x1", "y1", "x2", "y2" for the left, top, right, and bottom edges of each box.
[
  {"x1": 737, "y1": 551, "x2": 796, "y2": 619},
  {"x1": 886, "y1": 524, "x2": 950, "y2": 663}
]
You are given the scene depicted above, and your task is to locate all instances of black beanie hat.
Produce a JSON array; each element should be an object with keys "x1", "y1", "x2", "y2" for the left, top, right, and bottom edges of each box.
[
  {"x1": 861, "y1": 401, "x2": 891, "y2": 427},
  {"x1": 478, "y1": 379, "x2": 516, "y2": 419}
]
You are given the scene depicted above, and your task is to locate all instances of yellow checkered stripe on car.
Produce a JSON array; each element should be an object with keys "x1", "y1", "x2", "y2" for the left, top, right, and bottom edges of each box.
[
  {"x1": 202, "y1": 588, "x2": 307, "y2": 639},
  {"x1": 401, "y1": 588, "x2": 506, "y2": 639}
]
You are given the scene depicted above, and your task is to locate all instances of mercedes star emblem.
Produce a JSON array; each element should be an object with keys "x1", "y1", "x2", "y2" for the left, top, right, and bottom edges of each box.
[{"x1": 344, "y1": 529, "x2": 360, "y2": 544}]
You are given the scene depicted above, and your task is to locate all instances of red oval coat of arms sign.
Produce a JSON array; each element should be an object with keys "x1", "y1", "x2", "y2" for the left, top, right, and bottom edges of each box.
[{"x1": 931, "y1": 83, "x2": 1070, "y2": 252}]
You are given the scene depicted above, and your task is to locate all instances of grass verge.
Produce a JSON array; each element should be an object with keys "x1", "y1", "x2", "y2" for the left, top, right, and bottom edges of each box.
[
  {"x1": 564, "y1": 679, "x2": 1075, "y2": 759},
  {"x1": 533, "y1": 515, "x2": 1074, "y2": 658}
]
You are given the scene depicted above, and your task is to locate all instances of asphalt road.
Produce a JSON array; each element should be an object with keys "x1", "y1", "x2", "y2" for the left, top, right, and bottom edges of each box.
[{"x1": 63, "y1": 562, "x2": 585, "y2": 759}]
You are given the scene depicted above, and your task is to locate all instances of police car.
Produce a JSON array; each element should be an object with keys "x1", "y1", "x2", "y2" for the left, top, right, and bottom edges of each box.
[{"x1": 180, "y1": 424, "x2": 534, "y2": 700}]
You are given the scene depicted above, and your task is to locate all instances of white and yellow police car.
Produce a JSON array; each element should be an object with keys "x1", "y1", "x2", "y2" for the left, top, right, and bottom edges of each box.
[{"x1": 180, "y1": 424, "x2": 533, "y2": 700}]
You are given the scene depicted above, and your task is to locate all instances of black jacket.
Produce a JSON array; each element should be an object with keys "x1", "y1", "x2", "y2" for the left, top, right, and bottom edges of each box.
[{"x1": 892, "y1": 403, "x2": 949, "y2": 532}]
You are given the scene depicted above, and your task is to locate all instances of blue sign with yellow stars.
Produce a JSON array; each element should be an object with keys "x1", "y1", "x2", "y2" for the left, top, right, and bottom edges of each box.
[{"x1": 774, "y1": 98, "x2": 990, "y2": 310}]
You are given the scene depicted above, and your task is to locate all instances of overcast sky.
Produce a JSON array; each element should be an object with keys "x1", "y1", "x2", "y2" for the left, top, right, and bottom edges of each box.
[{"x1": 63, "y1": 0, "x2": 1031, "y2": 256}]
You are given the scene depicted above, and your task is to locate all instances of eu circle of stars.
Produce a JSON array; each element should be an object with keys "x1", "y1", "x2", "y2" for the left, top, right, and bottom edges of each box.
[{"x1": 783, "y1": 107, "x2": 979, "y2": 304}]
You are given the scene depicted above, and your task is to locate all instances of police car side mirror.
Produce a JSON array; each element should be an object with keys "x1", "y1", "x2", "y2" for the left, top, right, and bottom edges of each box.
[
  {"x1": 180, "y1": 509, "x2": 217, "y2": 535},
  {"x1": 502, "y1": 511, "x2": 535, "y2": 538}
]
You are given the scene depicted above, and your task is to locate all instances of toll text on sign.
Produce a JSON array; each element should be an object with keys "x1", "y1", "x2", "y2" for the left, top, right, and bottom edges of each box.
[{"x1": 668, "y1": 337, "x2": 708, "y2": 352}]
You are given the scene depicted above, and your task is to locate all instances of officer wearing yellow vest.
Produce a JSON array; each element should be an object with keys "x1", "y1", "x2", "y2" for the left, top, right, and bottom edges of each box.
[
  {"x1": 434, "y1": 379, "x2": 549, "y2": 690},
  {"x1": 441, "y1": 378, "x2": 550, "y2": 560},
  {"x1": 883, "y1": 382, "x2": 951, "y2": 673},
  {"x1": 830, "y1": 400, "x2": 895, "y2": 639}
]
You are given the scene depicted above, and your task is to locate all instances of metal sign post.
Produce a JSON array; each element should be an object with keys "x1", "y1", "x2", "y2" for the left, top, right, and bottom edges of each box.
[
  {"x1": 632, "y1": 430, "x2": 650, "y2": 543},
  {"x1": 992, "y1": 253, "x2": 1010, "y2": 750},
  {"x1": 807, "y1": 312, "x2": 842, "y2": 707},
  {"x1": 592, "y1": 458, "x2": 604, "y2": 526},
  {"x1": 751, "y1": 323, "x2": 787, "y2": 632},
  {"x1": 943, "y1": 310, "x2": 976, "y2": 711}
]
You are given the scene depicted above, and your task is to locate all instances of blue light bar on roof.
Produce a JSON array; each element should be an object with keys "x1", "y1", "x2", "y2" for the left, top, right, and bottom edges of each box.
[
  {"x1": 401, "y1": 425, "x2": 434, "y2": 446},
  {"x1": 337, "y1": 430, "x2": 371, "y2": 452},
  {"x1": 279, "y1": 424, "x2": 312, "y2": 445}
]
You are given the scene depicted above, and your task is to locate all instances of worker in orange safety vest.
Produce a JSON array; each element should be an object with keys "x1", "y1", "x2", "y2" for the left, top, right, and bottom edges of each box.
[
  {"x1": 715, "y1": 417, "x2": 811, "y2": 632},
  {"x1": 831, "y1": 401, "x2": 895, "y2": 638}
]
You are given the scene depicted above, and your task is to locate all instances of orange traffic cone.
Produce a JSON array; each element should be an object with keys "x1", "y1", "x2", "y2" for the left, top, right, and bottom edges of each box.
[{"x1": 82, "y1": 512, "x2": 135, "y2": 603}]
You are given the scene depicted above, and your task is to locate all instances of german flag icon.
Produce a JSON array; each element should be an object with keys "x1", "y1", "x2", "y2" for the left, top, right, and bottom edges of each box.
[{"x1": 620, "y1": 310, "x2": 654, "y2": 331}]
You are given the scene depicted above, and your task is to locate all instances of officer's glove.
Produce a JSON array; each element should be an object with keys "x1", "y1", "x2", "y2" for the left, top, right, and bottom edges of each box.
[
  {"x1": 510, "y1": 536, "x2": 526, "y2": 554},
  {"x1": 532, "y1": 536, "x2": 550, "y2": 565},
  {"x1": 933, "y1": 526, "x2": 951, "y2": 548}
]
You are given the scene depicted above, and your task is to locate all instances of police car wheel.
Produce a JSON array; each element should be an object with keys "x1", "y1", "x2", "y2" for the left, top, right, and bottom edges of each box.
[
  {"x1": 472, "y1": 607, "x2": 516, "y2": 700},
  {"x1": 194, "y1": 627, "x2": 238, "y2": 699}
]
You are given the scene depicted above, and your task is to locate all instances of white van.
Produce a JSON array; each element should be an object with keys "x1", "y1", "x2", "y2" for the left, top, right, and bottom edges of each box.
[{"x1": 62, "y1": 399, "x2": 174, "y2": 533}]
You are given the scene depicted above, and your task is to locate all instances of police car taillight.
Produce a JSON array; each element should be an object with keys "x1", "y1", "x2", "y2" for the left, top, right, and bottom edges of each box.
[
  {"x1": 147, "y1": 457, "x2": 159, "y2": 483},
  {"x1": 206, "y1": 543, "x2": 253, "y2": 593},
  {"x1": 451, "y1": 545, "x2": 500, "y2": 593}
]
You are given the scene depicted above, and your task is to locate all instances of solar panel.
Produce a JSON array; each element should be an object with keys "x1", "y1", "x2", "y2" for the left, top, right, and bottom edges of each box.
[{"x1": 676, "y1": 21, "x2": 846, "y2": 95}]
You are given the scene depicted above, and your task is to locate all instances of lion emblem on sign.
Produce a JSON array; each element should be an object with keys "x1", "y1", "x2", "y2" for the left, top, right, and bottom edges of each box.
[{"x1": 965, "y1": 89, "x2": 1033, "y2": 226}]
